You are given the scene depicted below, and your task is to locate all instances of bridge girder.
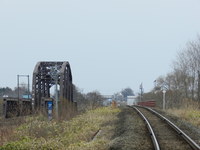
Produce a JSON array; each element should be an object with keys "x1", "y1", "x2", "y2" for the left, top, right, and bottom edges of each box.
[{"x1": 32, "y1": 61, "x2": 73, "y2": 110}]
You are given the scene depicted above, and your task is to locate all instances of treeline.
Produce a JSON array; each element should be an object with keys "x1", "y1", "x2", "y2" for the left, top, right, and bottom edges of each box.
[
  {"x1": 0, "y1": 85, "x2": 104, "y2": 112},
  {"x1": 113, "y1": 87, "x2": 134, "y2": 101},
  {"x1": 0, "y1": 86, "x2": 29, "y2": 98},
  {"x1": 147, "y1": 36, "x2": 200, "y2": 108},
  {"x1": 73, "y1": 86, "x2": 104, "y2": 111}
]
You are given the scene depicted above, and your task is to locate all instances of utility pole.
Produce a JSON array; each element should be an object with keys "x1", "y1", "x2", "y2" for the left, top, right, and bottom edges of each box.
[
  {"x1": 55, "y1": 69, "x2": 59, "y2": 119},
  {"x1": 139, "y1": 83, "x2": 143, "y2": 102},
  {"x1": 162, "y1": 82, "x2": 167, "y2": 110},
  {"x1": 162, "y1": 90, "x2": 166, "y2": 110},
  {"x1": 28, "y1": 75, "x2": 30, "y2": 99},
  {"x1": 154, "y1": 80, "x2": 157, "y2": 89},
  {"x1": 50, "y1": 64, "x2": 59, "y2": 119},
  {"x1": 17, "y1": 75, "x2": 20, "y2": 101},
  {"x1": 17, "y1": 75, "x2": 30, "y2": 100},
  {"x1": 17, "y1": 75, "x2": 30, "y2": 116}
]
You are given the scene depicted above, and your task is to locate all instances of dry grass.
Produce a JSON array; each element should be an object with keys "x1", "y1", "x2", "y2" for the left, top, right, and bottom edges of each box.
[
  {"x1": 0, "y1": 107, "x2": 120, "y2": 150},
  {"x1": 0, "y1": 116, "x2": 30, "y2": 146},
  {"x1": 167, "y1": 99, "x2": 200, "y2": 127}
]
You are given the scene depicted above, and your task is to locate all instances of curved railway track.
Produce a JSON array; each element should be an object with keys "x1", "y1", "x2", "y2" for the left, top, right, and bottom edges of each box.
[{"x1": 131, "y1": 106, "x2": 200, "y2": 150}]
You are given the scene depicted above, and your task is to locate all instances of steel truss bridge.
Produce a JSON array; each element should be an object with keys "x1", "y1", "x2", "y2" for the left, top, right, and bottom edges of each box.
[{"x1": 3, "y1": 61, "x2": 76, "y2": 118}]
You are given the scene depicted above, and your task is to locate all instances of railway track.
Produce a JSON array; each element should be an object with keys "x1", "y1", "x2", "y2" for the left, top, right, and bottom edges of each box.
[{"x1": 131, "y1": 106, "x2": 200, "y2": 150}]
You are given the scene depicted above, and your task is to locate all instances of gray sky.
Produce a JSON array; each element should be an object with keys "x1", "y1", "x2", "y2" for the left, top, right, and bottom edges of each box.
[{"x1": 0, "y1": 0, "x2": 200, "y2": 95}]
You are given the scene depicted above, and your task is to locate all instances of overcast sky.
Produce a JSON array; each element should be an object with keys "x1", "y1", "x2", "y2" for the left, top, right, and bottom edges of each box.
[{"x1": 0, "y1": 0, "x2": 200, "y2": 95}]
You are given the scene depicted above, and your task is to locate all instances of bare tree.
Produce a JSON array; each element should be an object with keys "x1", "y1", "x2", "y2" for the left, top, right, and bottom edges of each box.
[
  {"x1": 170, "y1": 36, "x2": 200, "y2": 105},
  {"x1": 153, "y1": 36, "x2": 200, "y2": 108},
  {"x1": 86, "y1": 91, "x2": 103, "y2": 109}
]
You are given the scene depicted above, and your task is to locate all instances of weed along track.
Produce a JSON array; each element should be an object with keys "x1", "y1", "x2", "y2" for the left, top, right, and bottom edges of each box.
[
  {"x1": 109, "y1": 107, "x2": 154, "y2": 150},
  {"x1": 132, "y1": 106, "x2": 200, "y2": 150}
]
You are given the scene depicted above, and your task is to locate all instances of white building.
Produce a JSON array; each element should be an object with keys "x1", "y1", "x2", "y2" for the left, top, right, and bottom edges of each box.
[{"x1": 127, "y1": 96, "x2": 137, "y2": 106}]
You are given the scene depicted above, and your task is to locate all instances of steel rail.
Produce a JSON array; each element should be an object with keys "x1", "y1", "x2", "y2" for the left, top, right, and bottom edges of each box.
[
  {"x1": 137, "y1": 106, "x2": 200, "y2": 150},
  {"x1": 132, "y1": 106, "x2": 160, "y2": 150}
]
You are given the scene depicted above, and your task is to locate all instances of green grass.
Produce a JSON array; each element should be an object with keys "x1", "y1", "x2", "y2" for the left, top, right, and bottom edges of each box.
[{"x1": 0, "y1": 107, "x2": 120, "y2": 150}]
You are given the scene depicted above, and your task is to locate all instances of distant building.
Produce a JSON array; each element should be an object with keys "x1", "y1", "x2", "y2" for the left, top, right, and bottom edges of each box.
[
  {"x1": 103, "y1": 98, "x2": 112, "y2": 106},
  {"x1": 127, "y1": 96, "x2": 137, "y2": 106},
  {"x1": 102, "y1": 95, "x2": 113, "y2": 106},
  {"x1": 22, "y1": 95, "x2": 32, "y2": 99}
]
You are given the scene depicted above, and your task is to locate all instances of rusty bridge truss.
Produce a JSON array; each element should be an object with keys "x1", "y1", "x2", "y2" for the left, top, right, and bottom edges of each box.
[
  {"x1": 3, "y1": 61, "x2": 75, "y2": 118},
  {"x1": 32, "y1": 61, "x2": 73, "y2": 109}
]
